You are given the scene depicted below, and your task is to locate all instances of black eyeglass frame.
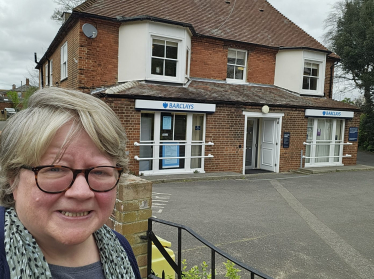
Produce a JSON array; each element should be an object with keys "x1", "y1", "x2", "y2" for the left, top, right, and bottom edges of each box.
[{"x1": 21, "y1": 165, "x2": 124, "y2": 194}]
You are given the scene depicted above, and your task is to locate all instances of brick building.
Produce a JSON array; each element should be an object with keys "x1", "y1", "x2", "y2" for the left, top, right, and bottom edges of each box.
[{"x1": 36, "y1": 0, "x2": 360, "y2": 176}]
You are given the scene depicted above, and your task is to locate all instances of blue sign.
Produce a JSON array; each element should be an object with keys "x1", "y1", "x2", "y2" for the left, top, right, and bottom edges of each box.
[
  {"x1": 349, "y1": 127, "x2": 358, "y2": 141},
  {"x1": 195, "y1": 126, "x2": 201, "y2": 131}
]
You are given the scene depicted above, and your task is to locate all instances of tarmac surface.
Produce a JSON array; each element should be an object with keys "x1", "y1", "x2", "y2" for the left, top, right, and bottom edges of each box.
[
  {"x1": 144, "y1": 150, "x2": 374, "y2": 184},
  {"x1": 147, "y1": 151, "x2": 374, "y2": 279},
  {"x1": 150, "y1": 165, "x2": 374, "y2": 279}
]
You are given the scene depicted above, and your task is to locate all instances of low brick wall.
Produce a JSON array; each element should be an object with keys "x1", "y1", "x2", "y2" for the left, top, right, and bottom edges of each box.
[{"x1": 106, "y1": 175, "x2": 152, "y2": 279}]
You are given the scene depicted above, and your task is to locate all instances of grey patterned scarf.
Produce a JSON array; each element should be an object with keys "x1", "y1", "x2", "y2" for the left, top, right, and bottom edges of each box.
[{"x1": 4, "y1": 207, "x2": 136, "y2": 279}]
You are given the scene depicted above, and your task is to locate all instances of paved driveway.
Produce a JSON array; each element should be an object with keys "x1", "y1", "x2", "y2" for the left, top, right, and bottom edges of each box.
[
  {"x1": 357, "y1": 150, "x2": 374, "y2": 166},
  {"x1": 151, "y1": 170, "x2": 374, "y2": 279}
]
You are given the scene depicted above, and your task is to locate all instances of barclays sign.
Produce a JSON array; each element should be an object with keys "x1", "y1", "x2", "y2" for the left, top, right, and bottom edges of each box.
[
  {"x1": 135, "y1": 99, "x2": 216, "y2": 113},
  {"x1": 305, "y1": 109, "x2": 353, "y2": 119}
]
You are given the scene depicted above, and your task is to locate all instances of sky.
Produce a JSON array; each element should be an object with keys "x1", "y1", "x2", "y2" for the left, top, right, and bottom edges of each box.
[{"x1": 0, "y1": 0, "x2": 355, "y2": 99}]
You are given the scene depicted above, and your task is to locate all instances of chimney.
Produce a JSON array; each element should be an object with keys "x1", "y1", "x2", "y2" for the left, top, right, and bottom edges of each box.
[
  {"x1": 26, "y1": 78, "x2": 29, "y2": 86},
  {"x1": 12, "y1": 84, "x2": 16, "y2": 90}
]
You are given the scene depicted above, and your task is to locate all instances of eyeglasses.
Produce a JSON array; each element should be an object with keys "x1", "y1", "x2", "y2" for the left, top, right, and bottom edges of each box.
[{"x1": 21, "y1": 165, "x2": 124, "y2": 194}]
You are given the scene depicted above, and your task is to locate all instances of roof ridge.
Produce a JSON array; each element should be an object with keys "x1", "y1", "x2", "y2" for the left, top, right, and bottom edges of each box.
[{"x1": 73, "y1": 0, "x2": 98, "y2": 12}]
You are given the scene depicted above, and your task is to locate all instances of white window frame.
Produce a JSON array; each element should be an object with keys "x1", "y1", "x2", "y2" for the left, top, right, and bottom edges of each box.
[
  {"x1": 61, "y1": 42, "x2": 68, "y2": 80},
  {"x1": 49, "y1": 60, "x2": 53, "y2": 87},
  {"x1": 305, "y1": 118, "x2": 346, "y2": 167},
  {"x1": 226, "y1": 48, "x2": 247, "y2": 84},
  {"x1": 149, "y1": 37, "x2": 180, "y2": 82},
  {"x1": 136, "y1": 111, "x2": 209, "y2": 175},
  {"x1": 302, "y1": 61, "x2": 320, "y2": 91},
  {"x1": 300, "y1": 57, "x2": 325, "y2": 96},
  {"x1": 45, "y1": 64, "x2": 48, "y2": 87}
]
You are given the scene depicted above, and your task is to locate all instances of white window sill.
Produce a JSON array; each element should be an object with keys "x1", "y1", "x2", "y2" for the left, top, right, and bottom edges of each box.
[{"x1": 226, "y1": 78, "x2": 246, "y2": 84}]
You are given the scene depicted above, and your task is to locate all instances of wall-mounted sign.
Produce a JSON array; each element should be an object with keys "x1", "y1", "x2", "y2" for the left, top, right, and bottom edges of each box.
[
  {"x1": 135, "y1": 99, "x2": 216, "y2": 113},
  {"x1": 305, "y1": 109, "x2": 354, "y2": 119},
  {"x1": 195, "y1": 126, "x2": 201, "y2": 131},
  {"x1": 349, "y1": 127, "x2": 358, "y2": 141},
  {"x1": 283, "y1": 132, "x2": 290, "y2": 148}
]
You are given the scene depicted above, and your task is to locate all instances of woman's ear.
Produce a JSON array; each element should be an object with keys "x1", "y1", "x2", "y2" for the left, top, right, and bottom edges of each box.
[{"x1": 10, "y1": 179, "x2": 18, "y2": 201}]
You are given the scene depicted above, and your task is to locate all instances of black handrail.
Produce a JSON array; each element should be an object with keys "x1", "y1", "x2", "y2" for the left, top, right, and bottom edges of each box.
[{"x1": 147, "y1": 217, "x2": 274, "y2": 279}]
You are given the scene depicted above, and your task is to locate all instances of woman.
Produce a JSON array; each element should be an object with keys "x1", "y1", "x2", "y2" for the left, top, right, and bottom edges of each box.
[{"x1": 0, "y1": 88, "x2": 141, "y2": 278}]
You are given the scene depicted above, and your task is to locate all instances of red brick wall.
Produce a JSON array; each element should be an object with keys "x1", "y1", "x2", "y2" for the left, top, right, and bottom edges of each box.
[
  {"x1": 204, "y1": 104, "x2": 245, "y2": 173},
  {"x1": 78, "y1": 19, "x2": 120, "y2": 92},
  {"x1": 102, "y1": 96, "x2": 361, "y2": 174},
  {"x1": 324, "y1": 58, "x2": 335, "y2": 98},
  {"x1": 103, "y1": 97, "x2": 141, "y2": 174},
  {"x1": 190, "y1": 37, "x2": 276, "y2": 85},
  {"x1": 279, "y1": 109, "x2": 308, "y2": 171},
  {"x1": 342, "y1": 112, "x2": 360, "y2": 165}
]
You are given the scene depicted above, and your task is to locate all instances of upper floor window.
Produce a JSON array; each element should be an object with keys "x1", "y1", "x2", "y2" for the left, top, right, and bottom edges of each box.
[
  {"x1": 49, "y1": 60, "x2": 53, "y2": 86},
  {"x1": 151, "y1": 39, "x2": 178, "y2": 77},
  {"x1": 45, "y1": 64, "x2": 48, "y2": 87},
  {"x1": 227, "y1": 49, "x2": 247, "y2": 82},
  {"x1": 61, "y1": 42, "x2": 68, "y2": 80},
  {"x1": 303, "y1": 62, "x2": 319, "y2": 91}
]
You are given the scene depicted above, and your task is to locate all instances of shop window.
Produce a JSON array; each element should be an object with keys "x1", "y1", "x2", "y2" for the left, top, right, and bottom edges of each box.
[
  {"x1": 45, "y1": 64, "x2": 48, "y2": 87},
  {"x1": 151, "y1": 39, "x2": 178, "y2": 77},
  {"x1": 227, "y1": 49, "x2": 247, "y2": 83},
  {"x1": 139, "y1": 113, "x2": 154, "y2": 171},
  {"x1": 305, "y1": 118, "x2": 345, "y2": 166},
  {"x1": 303, "y1": 62, "x2": 319, "y2": 91},
  {"x1": 61, "y1": 42, "x2": 68, "y2": 80},
  {"x1": 191, "y1": 114, "x2": 204, "y2": 169},
  {"x1": 49, "y1": 60, "x2": 53, "y2": 86}
]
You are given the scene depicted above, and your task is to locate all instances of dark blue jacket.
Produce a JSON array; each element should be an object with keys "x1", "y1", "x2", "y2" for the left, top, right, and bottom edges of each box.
[{"x1": 0, "y1": 206, "x2": 141, "y2": 279}]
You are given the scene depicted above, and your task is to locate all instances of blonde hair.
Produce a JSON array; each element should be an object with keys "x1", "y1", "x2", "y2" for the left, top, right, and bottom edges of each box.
[{"x1": 0, "y1": 87, "x2": 127, "y2": 206}]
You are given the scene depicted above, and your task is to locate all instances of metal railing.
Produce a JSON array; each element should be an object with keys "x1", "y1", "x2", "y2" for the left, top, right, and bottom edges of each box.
[
  {"x1": 147, "y1": 217, "x2": 273, "y2": 279},
  {"x1": 299, "y1": 141, "x2": 353, "y2": 168}
]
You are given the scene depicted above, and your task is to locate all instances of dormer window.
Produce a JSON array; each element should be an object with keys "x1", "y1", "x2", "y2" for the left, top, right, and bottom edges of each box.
[
  {"x1": 303, "y1": 62, "x2": 319, "y2": 90},
  {"x1": 151, "y1": 39, "x2": 178, "y2": 77},
  {"x1": 227, "y1": 49, "x2": 247, "y2": 83}
]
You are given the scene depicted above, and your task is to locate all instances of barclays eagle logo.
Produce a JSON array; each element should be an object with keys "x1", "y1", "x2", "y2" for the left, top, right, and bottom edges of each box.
[
  {"x1": 163, "y1": 102, "x2": 168, "y2": 108},
  {"x1": 323, "y1": 111, "x2": 326, "y2": 115}
]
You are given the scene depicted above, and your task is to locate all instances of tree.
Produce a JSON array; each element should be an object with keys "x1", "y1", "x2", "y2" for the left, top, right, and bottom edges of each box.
[
  {"x1": 6, "y1": 91, "x2": 20, "y2": 109},
  {"x1": 22, "y1": 87, "x2": 38, "y2": 109},
  {"x1": 51, "y1": 0, "x2": 84, "y2": 23},
  {"x1": 325, "y1": 0, "x2": 374, "y2": 152},
  {"x1": 325, "y1": 0, "x2": 374, "y2": 113}
]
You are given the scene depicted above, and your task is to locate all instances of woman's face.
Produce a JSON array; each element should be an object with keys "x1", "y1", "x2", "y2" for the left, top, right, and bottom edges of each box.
[{"x1": 12, "y1": 123, "x2": 117, "y2": 249}]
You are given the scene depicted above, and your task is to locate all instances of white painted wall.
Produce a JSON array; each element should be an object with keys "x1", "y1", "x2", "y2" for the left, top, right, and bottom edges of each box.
[
  {"x1": 118, "y1": 22, "x2": 148, "y2": 82},
  {"x1": 274, "y1": 49, "x2": 303, "y2": 93},
  {"x1": 118, "y1": 21, "x2": 191, "y2": 83},
  {"x1": 274, "y1": 49, "x2": 326, "y2": 96}
]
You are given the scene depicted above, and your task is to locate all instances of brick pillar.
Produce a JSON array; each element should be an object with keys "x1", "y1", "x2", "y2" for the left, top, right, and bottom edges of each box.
[{"x1": 106, "y1": 175, "x2": 152, "y2": 279}]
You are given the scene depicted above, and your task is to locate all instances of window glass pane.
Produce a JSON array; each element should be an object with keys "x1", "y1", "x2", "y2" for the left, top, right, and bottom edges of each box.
[
  {"x1": 166, "y1": 41, "x2": 178, "y2": 59},
  {"x1": 227, "y1": 50, "x2": 236, "y2": 64},
  {"x1": 311, "y1": 64, "x2": 319, "y2": 76},
  {"x1": 192, "y1": 114, "x2": 204, "y2": 141},
  {"x1": 139, "y1": 146, "x2": 153, "y2": 171},
  {"x1": 304, "y1": 65, "x2": 311, "y2": 76},
  {"x1": 236, "y1": 51, "x2": 245, "y2": 65},
  {"x1": 227, "y1": 65, "x2": 234, "y2": 79},
  {"x1": 159, "y1": 145, "x2": 185, "y2": 170},
  {"x1": 141, "y1": 113, "x2": 154, "y2": 141},
  {"x1": 160, "y1": 113, "x2": 173, "y2": 140},
  {"x1": 151, "y1": 58, "x2": 164, "y2": 75},
  {"x1": 191, "y1": 145, "x2": 202, "y2": 168},
  {"x1": 152, "y1": 40, "x2": 165, "y2": 57},
  {"x1": 165, "y1": 60, "x2": 177, "y2": 77},
  {"x1": 302, "y1": 77, "x2": 310, "y2": 89},
  {"x1": 235, "y1": 66, "x2": 244, "y2": 80},
  {"x1": 310, "y1": 77, "x2": 317, "y2": 90},
  {"x1": 174, "y1": 114, "x2": 186, "y2": 140},
  {"x1": 334, "y1": 120, "x2": 343, "y2": 162},
  {"x1": 315, "y1": 119, "x2": 332, "y2": 163}
]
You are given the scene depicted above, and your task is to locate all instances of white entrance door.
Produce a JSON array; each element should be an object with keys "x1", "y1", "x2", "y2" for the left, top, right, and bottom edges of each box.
[{"x1": 260, "y1": 119, "x2": 277, "y2": 172}]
